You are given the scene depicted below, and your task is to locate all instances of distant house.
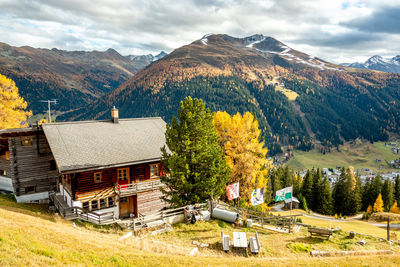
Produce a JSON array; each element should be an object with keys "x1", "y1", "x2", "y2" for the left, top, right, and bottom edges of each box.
[
  {"x1": 284, "y1": 197, "x2": 299, "y2": 209},
  {"x1": 0, "y1": 108, "x2": 169, "y2": 223}
]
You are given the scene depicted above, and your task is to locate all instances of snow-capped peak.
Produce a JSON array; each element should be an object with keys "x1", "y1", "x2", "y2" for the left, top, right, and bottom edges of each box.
[{"x1": 201, "y1": 33, "x2": 213, "y2": 45}]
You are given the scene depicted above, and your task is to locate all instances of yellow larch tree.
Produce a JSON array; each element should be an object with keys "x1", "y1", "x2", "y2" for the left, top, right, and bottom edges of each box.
[
  {"x1": 0, "y1": 73, "x2": 32, "y2": 129},
  {"x1": 213, "y1": 111, "x2": 272, "y2": 204},
  {"x1": 390, "y1": 201, "x2": 400, "y2": 214},
  {"x1": 373, "y1": 193, "x2": 384, "y2": 213}
]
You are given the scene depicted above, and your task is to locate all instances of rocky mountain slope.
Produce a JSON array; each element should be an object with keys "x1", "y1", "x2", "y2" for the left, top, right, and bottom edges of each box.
[
  {"x1": 54, "y1": 34, "x2": 400, "y2": 154},
  {"x1": 342, "y1": 55, "x2": 400, "y2": 73},
  {"x1": 0, "y1": 42, "x2": 166, "y2": 113}
]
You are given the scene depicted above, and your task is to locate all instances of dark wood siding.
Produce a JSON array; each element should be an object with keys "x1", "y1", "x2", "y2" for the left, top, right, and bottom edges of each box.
[
  {"x1": 75, "y1": 169, "x2": 114, "y2": 198},
  {"x1": 137, "y1": 189, "x2": 167, "y2": 215},
  {"x1": 9, "y1": 133, "x2": 58, "y2": 196}
]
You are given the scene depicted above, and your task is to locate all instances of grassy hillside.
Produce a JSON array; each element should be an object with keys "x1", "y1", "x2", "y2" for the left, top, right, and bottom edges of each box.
[
  {"x1": 1, "y1": 194, "x2": 400, "y2": 266},
  {"x1": 287, "y1": 141, "x2": 399, "y2": 171}
]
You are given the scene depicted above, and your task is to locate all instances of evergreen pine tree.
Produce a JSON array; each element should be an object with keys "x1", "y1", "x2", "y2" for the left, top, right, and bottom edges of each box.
[
  {"x1": 394, "y1": 176, "x2": 400, "y2": 206},
  {"x1": 160, "y1": 97, "x2": 230, "y2": 206},
  {"x1": 361, "y1": 181, "x2": 372, "y2": 211},
  {"x1": 301, "y1": 170, "x2": 313, "y2": 210},
  {"x1": 318, "y1": 177, "x2": 333, "y2": 215},
  {"x1": 371, "y1": 175, "x2": 383, "y2": 204},
  {"x1": 381, "y1": 179, "x2": 393, "y2": 212},
  {"x1": 293, "y1": 173, "x2": 302, "y2": 198},
  {"x1": 282, "y1": 165, "x2": 293, "y2": 188},
  {"x1": 312, "y1": 169, "x2": 322, "y2": 212},
  {"x1": 333, "y1": 167, "x2": 346, "y2": 215}
]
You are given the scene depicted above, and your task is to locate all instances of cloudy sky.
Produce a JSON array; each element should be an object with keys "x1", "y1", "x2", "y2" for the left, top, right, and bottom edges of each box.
[{"x1": 0, "y1": 0, "x2": 399, "y2": 63}]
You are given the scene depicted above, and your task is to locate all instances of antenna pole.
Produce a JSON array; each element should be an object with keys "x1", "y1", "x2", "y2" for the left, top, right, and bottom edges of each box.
[
  {"x1": 48, "y1": 100, "x2": 51, "y2": 123},
  {"x1": 40, "y1": 100, "x2": 57, "y2": 123}
]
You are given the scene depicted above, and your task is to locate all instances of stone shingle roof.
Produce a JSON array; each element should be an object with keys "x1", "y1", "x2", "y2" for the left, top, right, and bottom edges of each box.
[{"x1": 42, "y1": 118, "x2": 166, "y2": 172}]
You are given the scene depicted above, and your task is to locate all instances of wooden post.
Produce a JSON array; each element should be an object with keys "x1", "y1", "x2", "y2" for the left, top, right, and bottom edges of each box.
[
  {"x1": 289, "y1": 217, "x2": 292, "y2": 233},
  {"x1": 387, "y1": 216, "x2": 390, "y2": 241}
]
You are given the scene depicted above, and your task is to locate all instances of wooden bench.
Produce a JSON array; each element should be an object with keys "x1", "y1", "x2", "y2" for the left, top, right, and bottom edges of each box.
[
  {"x1": 221, "y1": 230, "x2": 230, "y2": 252},
  {"x1": 249, "y1": 231, "x2": 261, "y2": 254},
  {"x1": 308, "y1": 227, "x2": 333, "y2": 240}
]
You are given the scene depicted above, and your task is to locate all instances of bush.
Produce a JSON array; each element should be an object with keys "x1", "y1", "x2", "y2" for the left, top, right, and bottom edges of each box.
[
  {"x1": 287, "y1": 242, "x2": 312, "y2": 253},
  {"x1": 296, "y1": 218, "x2": 303, "y2": 223}
]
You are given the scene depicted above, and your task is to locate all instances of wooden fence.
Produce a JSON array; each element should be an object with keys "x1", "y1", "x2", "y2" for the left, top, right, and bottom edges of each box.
[
  {"x1": 214, "y1": 202, "x2": 301, "y2": 232},
  {"x1": 130, "y1": 203, "x2": 208, "y2": 231}
]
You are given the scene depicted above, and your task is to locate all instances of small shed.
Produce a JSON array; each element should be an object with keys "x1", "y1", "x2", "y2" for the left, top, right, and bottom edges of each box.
[{"x1": 284, "y1": 197, "x2": 299, "y2": 209}]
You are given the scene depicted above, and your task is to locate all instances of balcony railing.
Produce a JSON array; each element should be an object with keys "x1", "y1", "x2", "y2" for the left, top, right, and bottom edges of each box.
[{"x1": 116, "y1": 180, "x2": 164, "y2": 196}]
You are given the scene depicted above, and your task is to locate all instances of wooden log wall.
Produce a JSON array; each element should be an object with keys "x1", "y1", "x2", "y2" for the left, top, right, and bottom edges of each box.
[
  {"x1": 9, "y1": 132, "x2": 58, "y2": 196},
  {"x1": 137, "y1": 189, "x2": 167, "y2": 215}
]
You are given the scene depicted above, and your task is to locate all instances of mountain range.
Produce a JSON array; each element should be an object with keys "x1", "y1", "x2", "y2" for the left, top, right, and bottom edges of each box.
[
  {"x1": 0, "y1": 42, "x2": 166, "y2": 113},
  {"x1": 2, "y1": 34, "x2": 400, "y2": 155},
  {"x1": 342, "y1": 55, "x2": 400, "y2": 73},
  {"x1": 57, "y1": 34, "x2": 400, "y2": 154}
]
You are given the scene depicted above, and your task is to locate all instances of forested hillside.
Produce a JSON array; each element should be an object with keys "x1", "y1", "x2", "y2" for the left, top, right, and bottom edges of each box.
[
  {"x1": 54, "y1": 34, "x2": 400, "y2": 154},
  {"x1": 0, "y1": 43, "x2": 164, "y2": 113}
]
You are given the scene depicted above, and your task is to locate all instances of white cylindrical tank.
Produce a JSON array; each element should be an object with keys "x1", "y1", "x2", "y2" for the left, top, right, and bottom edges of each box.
[{"x1": 212, "y1": 208, "x2": 239, "y2": 223}]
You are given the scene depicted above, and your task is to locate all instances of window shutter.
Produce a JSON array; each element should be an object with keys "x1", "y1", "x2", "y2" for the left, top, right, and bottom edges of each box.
[
  {"x1": 159, "y1": 163, "x2": 164, "y2": 176},
  {"x1": 145, "y1": 165, "x2": 150, "y2": 179}
]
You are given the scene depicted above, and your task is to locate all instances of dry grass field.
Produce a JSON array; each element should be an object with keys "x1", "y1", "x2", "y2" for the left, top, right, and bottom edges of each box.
[{"x1": 1, "y1": 194, "x2": 400, "y2": 266}]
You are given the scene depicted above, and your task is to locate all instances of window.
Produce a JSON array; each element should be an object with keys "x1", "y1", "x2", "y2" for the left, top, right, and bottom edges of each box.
[
  {"x1": 82, "y1": 202, "x2": 89, "y2": 211},
  {"x1": 0, "y1": 169, "x2": 6, "y2": 176},
  {"x1": 94, "y1": 172, "x2": 102, "y2": 183},
  {"x1": 120, "y1": 197, "x2": 128, "y2": 203},
  {"x1": 117, "y1": 168, "x2": 129, "y2": 181},
  {"x1": 25, "y1": 186, "x2": 35, "y2": 194},
  {"x1": 150, "y1": 164, "x2": 159, "y2": 177},
  {"x1": 50, "y1": 160, "x2": 57, "y2": 170},
  {"x1": 91, "y1": 200, "x2": 99, "y2": 211},
  {"x1": 21, "y1": 137, "x2": 32, "y2": 146},
  {"x1": 108, "y1": 197, "x2": 114, "y2": 207},
  {"x1": 100, "y1": 198, "x2": 107, "y2": 209}
]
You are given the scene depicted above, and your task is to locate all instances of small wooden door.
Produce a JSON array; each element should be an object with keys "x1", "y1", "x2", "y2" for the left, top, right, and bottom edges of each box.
[{"x1": 119, "y1": 196, "x2": 137, "y2": 218}]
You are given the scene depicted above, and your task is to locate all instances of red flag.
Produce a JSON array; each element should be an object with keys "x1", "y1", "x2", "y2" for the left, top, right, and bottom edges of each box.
[{"x1": 226, "y1": 182, "x2": 239, "y2": 201}]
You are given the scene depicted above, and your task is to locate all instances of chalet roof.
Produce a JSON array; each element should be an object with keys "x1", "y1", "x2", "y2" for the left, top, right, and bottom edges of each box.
[{"x1": 42, "y1": 118, "x2": 167, "y2": 173}]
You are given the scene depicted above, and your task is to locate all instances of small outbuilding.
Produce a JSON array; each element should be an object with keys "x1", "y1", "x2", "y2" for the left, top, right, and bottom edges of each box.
[{"x1": 284, "y1": 197, "x2": 299, "y2": 209}]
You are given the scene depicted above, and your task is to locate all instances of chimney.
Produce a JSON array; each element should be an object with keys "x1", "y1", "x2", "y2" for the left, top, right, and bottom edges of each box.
[{"x1": 111, "y1": 106, "x2": 119, "y2": 123}]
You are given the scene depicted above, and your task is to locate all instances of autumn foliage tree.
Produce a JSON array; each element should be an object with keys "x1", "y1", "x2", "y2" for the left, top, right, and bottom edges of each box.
[
  {"x1": 0, "y1": 73, "x2": 31, "y2": 129},
  {"x1": 213, "y1": 111, "x2": 271, "y2": 204},
  {"x1": 373, "y1": 194, "x2": 384, "y2": 213},
  {"x1": 390, "y1": 201, "x2": 400, "y2": 214}
]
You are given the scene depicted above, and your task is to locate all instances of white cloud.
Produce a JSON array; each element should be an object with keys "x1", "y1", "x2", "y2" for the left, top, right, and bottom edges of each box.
[{"x1": 0, "y1": 0, "x2": 399, "y2": 62}]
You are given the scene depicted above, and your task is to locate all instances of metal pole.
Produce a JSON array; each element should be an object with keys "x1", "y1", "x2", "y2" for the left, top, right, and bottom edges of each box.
[{"x1": 48, "y1": 100, "x2": 51, "y2": 123}]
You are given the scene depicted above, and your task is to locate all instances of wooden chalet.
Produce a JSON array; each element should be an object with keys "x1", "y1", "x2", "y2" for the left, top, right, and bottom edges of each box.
[{"x1": 0, "y1": 108, "x2": 169, "y2": 223}]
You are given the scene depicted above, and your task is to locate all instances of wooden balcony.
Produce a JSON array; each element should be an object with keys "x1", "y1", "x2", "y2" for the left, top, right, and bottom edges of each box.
[
  {"x1": 116, "y1": 179, "x2": 164, "y2": 196},
  {"x1": 49, "y1": 192, "x2": 116, "y2": 225}
]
